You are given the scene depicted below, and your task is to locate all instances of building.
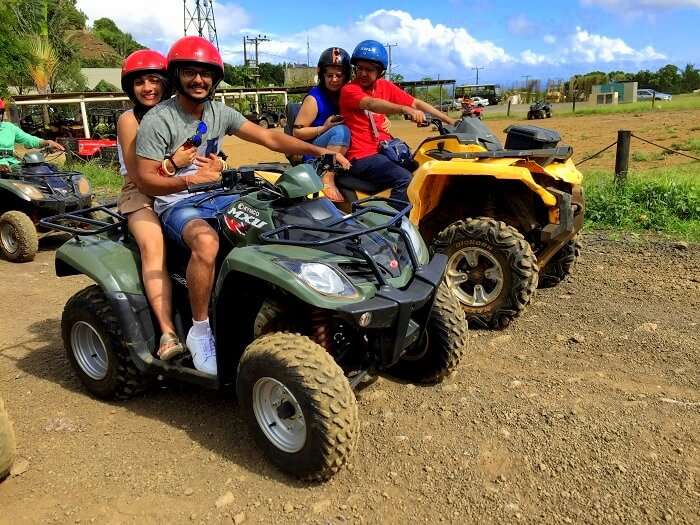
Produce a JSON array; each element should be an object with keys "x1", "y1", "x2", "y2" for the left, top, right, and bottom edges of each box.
[{"x1": 591, "y1": 81, "x2": 638, "y2": 104}]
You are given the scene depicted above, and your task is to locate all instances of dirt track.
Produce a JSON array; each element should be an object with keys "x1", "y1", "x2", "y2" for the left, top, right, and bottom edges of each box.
[
  {"x1": 0, "y1": 231, "x2": 698, "y2": 524},
  {"x1": 1, "y1": 108, "x2": 700, "y2": 523}
]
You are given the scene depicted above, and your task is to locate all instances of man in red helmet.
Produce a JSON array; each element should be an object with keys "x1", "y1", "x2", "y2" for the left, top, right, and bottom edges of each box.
[{"x1": 133, "y1": 36, "x2": 350, "y2": 374}]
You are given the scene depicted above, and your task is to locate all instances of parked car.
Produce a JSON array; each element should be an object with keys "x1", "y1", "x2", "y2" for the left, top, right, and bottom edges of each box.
[
  {"x1": 637, "y1": 89, "x2": 672, "y2": 101},
  {"x1": 437, "y1": 100, "x2": 461, "y2": 112},
  {"x1": 469, "y1": 96, "x2": 490, "y2": 107}
]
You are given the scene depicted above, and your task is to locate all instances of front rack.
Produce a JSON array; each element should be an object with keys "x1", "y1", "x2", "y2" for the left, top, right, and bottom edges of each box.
[
  {"x1": 38, "y1": 201, "x2": 125, "y2": 236},
  {"x1": 260, "y1": 196, "x2": 417, "y2": 286}
]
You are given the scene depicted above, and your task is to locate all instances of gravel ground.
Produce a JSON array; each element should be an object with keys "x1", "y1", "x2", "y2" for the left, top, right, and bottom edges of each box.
[{"x1": 0, "y1": 231, "x2": 698, "y2": 525}]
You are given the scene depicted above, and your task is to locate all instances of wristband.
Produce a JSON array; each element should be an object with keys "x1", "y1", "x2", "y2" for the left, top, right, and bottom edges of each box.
[
  {"x1": 161, "y1": 159, "x2": 176, "y2": 176},
  {"x1": 168, "y1": 155, "x2": 180, "y2": 170}
]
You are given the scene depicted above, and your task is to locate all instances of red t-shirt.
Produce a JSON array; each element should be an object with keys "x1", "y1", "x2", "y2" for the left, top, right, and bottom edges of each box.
[{"x1": 340, "y1": 78, "x2": 415, "y2": 160}]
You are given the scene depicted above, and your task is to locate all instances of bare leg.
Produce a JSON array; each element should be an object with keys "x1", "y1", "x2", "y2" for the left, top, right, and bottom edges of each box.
[
  {"x1": 322, "y1": 144, "x2": 346, "y2": 202},
  {"x1": 127, "y1": 208, "x2": 175, "y2": 335},
  {"x1": 181, "y1": 219, "x2": 219, "y2": 321}
]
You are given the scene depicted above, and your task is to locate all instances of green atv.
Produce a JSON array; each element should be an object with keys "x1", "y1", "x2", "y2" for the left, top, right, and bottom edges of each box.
[
  {"x1": 0, "y1": 149, "x2": 93, "y2": 262},
  {"x1": 41, "y1": 159, "x2": 468, "y2": 481}
]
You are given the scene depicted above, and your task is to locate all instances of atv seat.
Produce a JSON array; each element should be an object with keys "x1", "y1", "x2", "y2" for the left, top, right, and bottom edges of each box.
[{"x1": 284, "y1": 102, "x2": 303, "y2": 166}]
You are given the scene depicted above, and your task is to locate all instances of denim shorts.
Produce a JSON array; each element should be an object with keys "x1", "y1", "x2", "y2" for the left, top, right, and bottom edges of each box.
[
  {"x1": 160, "y1": 193, "x2": 238, "y2": 248},
  {"x1": 302, "y1": 124, "x2": 351, "y2": 162}
]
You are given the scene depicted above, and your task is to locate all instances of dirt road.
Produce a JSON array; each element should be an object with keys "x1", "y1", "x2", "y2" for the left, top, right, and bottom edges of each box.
[{"x1": 0, "y1": 231, "x2": 698, "y2": 524}]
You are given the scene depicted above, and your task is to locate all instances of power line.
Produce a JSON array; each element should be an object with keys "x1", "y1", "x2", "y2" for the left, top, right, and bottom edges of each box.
[
  {"x1": 384, "y1": 42, "x2": 398, "y2": 78},
  {"x1": 471, "y1": 66, "x2": 485, "y2": 85}
]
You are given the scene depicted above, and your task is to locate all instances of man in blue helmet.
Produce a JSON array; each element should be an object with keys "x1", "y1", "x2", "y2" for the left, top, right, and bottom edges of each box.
[{"x1": 339, "y1": 40, "x2": 455, "y2": 203}]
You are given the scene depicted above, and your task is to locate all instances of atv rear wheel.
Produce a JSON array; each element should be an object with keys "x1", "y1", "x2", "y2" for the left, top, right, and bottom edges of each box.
[
  {"x1": 237, "y1": 332, "x2": 359, "y2": 481},
  {"x1": 0, "y1": 396, "x2": 16, "y2": 481},
  {"x1": 62, "y1": 285, "x2": 150, "y2": 400},
  {"x1": 258, "y1": 118, "x2": 270, "y2": 129},
  {"x1": 388, "y1": 282, "x2": 468, "y2": 383},
  {"x1": 538, "y1": 236, "x2": 582, "y2": 288},
  {"x1": 0, "y1": 211, "x2": 38, "y2": 262},
  {"x1": 435, "y1": 218, "x2": 539, "y2": 329}
]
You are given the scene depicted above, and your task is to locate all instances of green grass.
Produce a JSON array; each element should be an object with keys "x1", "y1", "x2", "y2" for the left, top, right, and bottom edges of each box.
[
  {"x1": 670, "y1": 138, "x2": 700, "y2": 153},
  {"x1": 632, "y1": 151, "x2": 667, "y2": 162},
  {"x1": 67, "y1": 160, "x2": 121, "y2": 198},
  {"x1": 583, "y1": 163, "x2": 700, "y2": 241}
]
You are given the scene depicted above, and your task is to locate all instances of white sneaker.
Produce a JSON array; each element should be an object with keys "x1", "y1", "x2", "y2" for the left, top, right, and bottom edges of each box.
[{"x1": 186, "y1": 329, "x2": 218, "y2": 375}]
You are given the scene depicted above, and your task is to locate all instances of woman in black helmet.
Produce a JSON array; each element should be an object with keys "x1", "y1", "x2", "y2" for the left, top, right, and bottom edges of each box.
[{"x1": 292, "y1": 47, "x2": 352, "y2": 201}]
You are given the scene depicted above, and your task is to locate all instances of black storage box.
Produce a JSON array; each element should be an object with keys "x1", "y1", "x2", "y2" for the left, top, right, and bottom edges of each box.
[{"x1": 504, "y1": 125, "x2": 561, "y2": 150}]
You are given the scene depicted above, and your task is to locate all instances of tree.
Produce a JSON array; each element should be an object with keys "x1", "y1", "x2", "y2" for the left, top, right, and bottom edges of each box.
[
  {"x1": 92, "y1": 18, "x2": 144, "y2": 57},
  {"x1": 93, "y1": 80, "x2": 119, "y2": 92},
  {"x1": 223, "y1": 63, "x2": 247, "y2": 87},
  {"x1": 680, "y1": 64, "x2": 700, "y2": 93}
]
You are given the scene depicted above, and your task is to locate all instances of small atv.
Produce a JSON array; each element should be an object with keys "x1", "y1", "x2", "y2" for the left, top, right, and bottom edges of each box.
[
  {"x1": 41, "y1": 160, "x2": 468, "y2": 481},
  {"x1": 0, "y1": 149, "x2": 94, "y2": 262},
  {"x1": 527, "y1": 100, "x2": 552, "y2": 120},
  {"x1": 330, "y1": 118, "x2": 584, "y2": 329}
]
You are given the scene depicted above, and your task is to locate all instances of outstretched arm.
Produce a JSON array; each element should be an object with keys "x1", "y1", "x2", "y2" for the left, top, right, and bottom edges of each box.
[{"x1": 235, "y1": 121, "x2": 350, "y2": 168}]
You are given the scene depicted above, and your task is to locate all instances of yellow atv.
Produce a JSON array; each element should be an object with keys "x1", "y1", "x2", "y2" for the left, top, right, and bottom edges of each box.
[{"x1": 331, "y1": 119, "x2": 584, "y2": 329}]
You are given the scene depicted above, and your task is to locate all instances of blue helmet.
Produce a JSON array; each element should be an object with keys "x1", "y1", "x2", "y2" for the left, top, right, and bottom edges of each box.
[{"x1": 351, "y1": 40, "x2": 388, "y2": 71}]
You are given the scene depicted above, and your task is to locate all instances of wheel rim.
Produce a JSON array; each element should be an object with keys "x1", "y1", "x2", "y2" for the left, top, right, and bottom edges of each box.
[
  {"x1": 252, "y1": 377, "x2": 306, "y2": 453},
  {"x1": 446, "y1": 247, "x2": 504, "y2": 307},
  {"x1": 70, "y1": 321, "x2": 109, "y2": 380},
  {"x1": 0, "y1": 223, "x2": 18, "y2": 254}
]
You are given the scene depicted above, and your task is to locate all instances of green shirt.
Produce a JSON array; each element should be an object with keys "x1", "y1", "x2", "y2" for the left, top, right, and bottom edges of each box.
[{"x1": 0, "y1": 122, "x2": 43, "y2": 167}]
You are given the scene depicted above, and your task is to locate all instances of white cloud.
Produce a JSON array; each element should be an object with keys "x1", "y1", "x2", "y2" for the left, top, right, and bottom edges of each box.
[
  {"x1": 520, "y1": 50, "x2": 549, "y2": 65},
  {"x1": 582, "y1": 0, "x2": 700, "y2": 8},
  {"x1": 544, "y1": 34, "x2": 557, "y2": 44},
  {"x1": 76, "y1": 0, "x2": 251, "y2": 51},
  {"x1": 568, "y1": 26, "x2": 666, "y2": 62}
]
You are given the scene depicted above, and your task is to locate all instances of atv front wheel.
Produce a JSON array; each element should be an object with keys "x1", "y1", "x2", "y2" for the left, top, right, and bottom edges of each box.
[
  {"x1": 258, "y1": 118, "x2": 270, "y2": 129},
  {"x1": 0, "y1": 211, "x2": 38, "y2": 262},
  {"x1": 538, "y1": 236, "x2": 582, "y2": 288},
  {"x1": 237, "y1": 332, "x2": 359, "y2": 481},
  {"x1": 62, "y1": 285, "x2": 150, "y2": 400},
  {"x1": 389, "y1": 282, "x2": 468, "y2": 383},
  {"x1": 435, "y1": 218, "x2": 539, "y2": 329},
  {"x1": 0, "y1": 396, "x2": 16, "y2": 481}
]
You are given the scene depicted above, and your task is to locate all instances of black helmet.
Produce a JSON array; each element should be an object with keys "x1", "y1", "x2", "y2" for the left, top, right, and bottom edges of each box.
[{"x1": 317, "y1": 47, "x2": 351, "y2": 80}]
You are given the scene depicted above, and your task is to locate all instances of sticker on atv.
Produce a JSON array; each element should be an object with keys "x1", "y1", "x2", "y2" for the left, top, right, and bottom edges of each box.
[{"x1": 227, "y1": 203, "x2": 268, "y2": 229}]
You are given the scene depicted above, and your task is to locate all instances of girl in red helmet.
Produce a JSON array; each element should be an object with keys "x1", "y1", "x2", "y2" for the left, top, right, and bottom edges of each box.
[{"x1": 117, "y1": 49, "x2": 195, "y2": 360}]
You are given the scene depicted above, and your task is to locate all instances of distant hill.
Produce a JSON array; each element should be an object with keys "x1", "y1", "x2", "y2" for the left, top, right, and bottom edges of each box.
[{"x1": 66, "y1": 30, "x2": 122, "y2": 67}]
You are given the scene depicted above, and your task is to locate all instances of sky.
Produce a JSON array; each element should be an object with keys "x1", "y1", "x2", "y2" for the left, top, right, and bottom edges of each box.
[{"x1": 75, "y1": 0, "x2": 700, "y2": 86}]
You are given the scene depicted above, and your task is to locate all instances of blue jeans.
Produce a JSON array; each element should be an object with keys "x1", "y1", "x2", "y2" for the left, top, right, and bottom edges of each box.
[
  {"x1": 302, "y1": 124, "x2": 351, "y2": 162},
  {"x1": 160, "y1": 194, "x2": 238, "y2": 248},
  {"x1": 348, "y1": 154, "x2": 412, "y2": 204}
]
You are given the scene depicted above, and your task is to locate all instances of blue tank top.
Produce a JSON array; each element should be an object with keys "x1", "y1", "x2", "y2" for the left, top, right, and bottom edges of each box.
[{"x1": 307, "y1": 86, "x2": 337, "y2": 127}]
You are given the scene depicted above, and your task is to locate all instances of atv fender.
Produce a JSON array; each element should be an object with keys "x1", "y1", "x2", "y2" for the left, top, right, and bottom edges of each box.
[
  {"x1": 55, "y1": 236, "x2": 144, "y2": 295},
  {"x1": 0, "y1": 179, "x2": 32, "y2": 203},
  {"x1": 215, "y1": 245, "x2": 374, "y2": 310}
]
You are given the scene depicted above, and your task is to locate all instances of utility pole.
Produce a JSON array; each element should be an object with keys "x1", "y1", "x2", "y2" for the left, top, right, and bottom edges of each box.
[
  {"x1": 306, "y1": 35, "x2": 310, "y2": 67},
  {"x1": 384, "y1": 42, "x2": 398, "y2": 78},
  {"x1": 243, "y1": 34, "x2": 269, "y2": 87},
  {"x1": 471, "y1": 66, "x2": 485, "y2": 85},
  {"x1": 522, "y1": 75, "x2": 532, "y2": 103},
  {"x1": 183, "y1": 0, "x2": 219, "y2": 49}
]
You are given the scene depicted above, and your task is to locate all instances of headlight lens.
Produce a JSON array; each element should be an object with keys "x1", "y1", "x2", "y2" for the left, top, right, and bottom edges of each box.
[
  {"x1": 74, "y1": 176, "x2": 91, "y2": 196},
  {"x1": 10, "y1": 181, "x2": 44, "y2": 200},
  {"x1": 277, "y1": 260, "x2": 357, "y2": 297},
  {"x1": 401, "y1": 218, "x2": 429, "y2": 264}
]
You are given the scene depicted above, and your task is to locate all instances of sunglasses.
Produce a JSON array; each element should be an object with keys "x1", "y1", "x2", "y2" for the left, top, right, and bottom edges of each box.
[
  {"x1": 181, "y1": 68, "x2": 215, "y2": 81},
  {"x1": 186, "y1": 121, "x2": 208, "y2": 147}
]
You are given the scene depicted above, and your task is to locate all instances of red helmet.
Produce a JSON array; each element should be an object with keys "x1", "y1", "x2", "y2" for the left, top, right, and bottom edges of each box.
[
  {"x1": 167, "y1": 36, "x2": 224, "y2": 99},
  {"x1": 121, "y1": 49, "x2": 171, "y2": 103}
]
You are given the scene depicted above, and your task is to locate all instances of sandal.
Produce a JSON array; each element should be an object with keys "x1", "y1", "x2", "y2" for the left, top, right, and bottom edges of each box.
[
  {"x1": 321, "y1": 172, "x2": 345, "y2": 203},
  {"x1": 157, "y1": 332, "x2": 186, "y2": 361}
]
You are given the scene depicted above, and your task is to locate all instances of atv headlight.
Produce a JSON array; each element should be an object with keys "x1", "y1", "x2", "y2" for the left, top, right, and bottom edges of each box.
[
  {"x1": 73, "y1": 176, "x2": 91, "y2": 196},
  {"x1": 401, "y1": 219, "x2": 429, "y2": 264},
  {"x1": 10, "y1": 181, "x2": 44, "y2": 200},
  {"x1": 277, "y1": 260, "x2": 357, "y2": 297}
]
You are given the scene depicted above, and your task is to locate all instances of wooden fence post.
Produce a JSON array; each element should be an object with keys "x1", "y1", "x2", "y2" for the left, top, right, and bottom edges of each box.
[
  {"x1": 507, "y1": 99, "x2": 511, "y2": 117},
  {"x1": 614, "y1": 130, "x2": 632, "y2": 185}
]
